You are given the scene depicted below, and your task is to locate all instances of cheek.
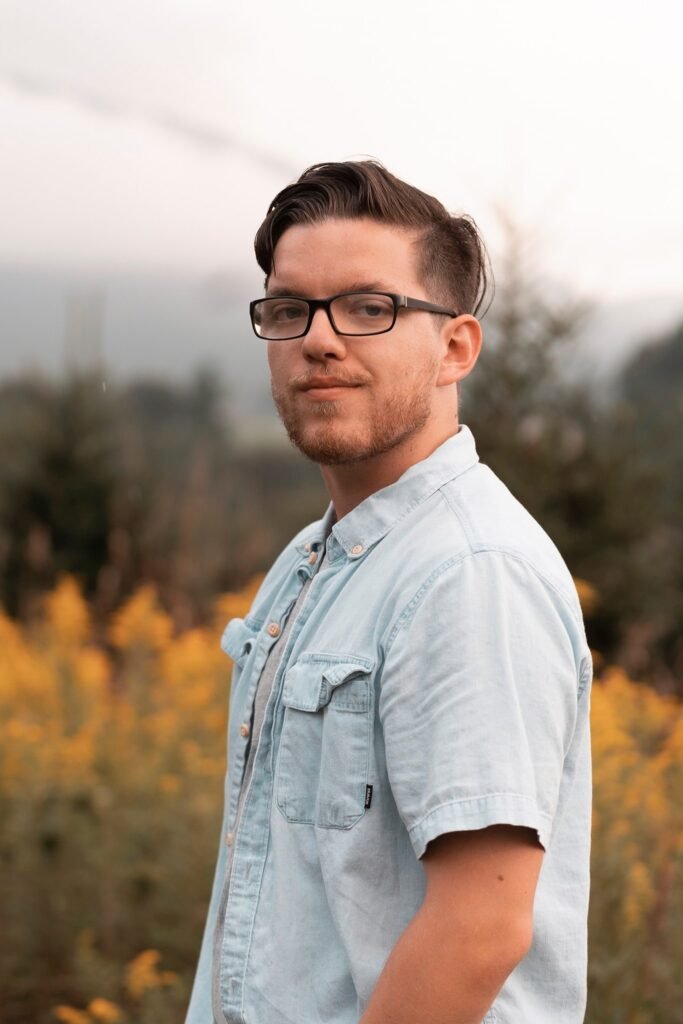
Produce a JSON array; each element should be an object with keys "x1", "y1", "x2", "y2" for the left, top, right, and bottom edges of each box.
[
  {"x1": 382, "y1": 338, "x2": 437, "y2": 385},
  {"x1": 267, "y1": 345, "x2": 291, "y2": 380}
]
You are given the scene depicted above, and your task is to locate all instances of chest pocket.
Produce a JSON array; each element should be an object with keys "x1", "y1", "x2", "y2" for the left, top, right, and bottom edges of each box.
[{"x1": 276, "y1": 653, "x2": 375, "y2": 829}]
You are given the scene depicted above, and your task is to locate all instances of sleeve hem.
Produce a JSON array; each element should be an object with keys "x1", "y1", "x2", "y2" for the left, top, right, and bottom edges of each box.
[{"x1": 408, "y1": 792, "x2": 552, "y2": 860}]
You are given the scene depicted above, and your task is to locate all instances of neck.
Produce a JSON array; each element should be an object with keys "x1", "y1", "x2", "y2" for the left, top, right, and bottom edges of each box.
[{"x1": 319, "y1": 421, "x2": 460, "y2": 520}]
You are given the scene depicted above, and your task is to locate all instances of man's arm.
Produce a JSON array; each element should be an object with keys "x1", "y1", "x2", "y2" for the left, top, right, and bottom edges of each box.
[{"x1": 359, "y1": 824, "x2": 544, "y2": 1024}]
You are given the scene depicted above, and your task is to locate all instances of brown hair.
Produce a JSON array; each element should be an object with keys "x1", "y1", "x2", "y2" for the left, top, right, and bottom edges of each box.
[{"x1": 254, "y1": 159, "x2": 494, "y2": 318}]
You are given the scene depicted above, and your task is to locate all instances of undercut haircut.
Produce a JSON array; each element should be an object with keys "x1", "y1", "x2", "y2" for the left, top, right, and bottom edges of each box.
[{"x1": 254, "y1": 159, "x2": 494, "y2": 318}]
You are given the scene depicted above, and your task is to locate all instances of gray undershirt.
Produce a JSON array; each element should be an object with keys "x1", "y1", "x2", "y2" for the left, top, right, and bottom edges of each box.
[{"x1": 225, "y1": 527, "x2": 333, "y2": 880}]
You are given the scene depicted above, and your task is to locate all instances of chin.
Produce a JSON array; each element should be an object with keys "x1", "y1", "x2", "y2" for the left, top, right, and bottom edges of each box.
[{"x1": 288, "y1": 424, "x2": 371, "y2": 465}]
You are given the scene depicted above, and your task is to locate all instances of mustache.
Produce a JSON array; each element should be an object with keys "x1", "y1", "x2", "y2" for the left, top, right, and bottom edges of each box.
[{"x1": 290, "y1": 372, "x2": 370, "y2": 390}]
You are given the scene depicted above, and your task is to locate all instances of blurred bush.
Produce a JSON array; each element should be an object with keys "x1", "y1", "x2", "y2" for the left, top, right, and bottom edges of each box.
[
  {"x1": 588, "y1": 667, "x2": 683, "y2": 1021},
  {"x1": 0, "y1": 574, "x2": 257, "y2": 1024},
  {"x1": 3, "y1": 245, "x2": 682, "y2": 690},
  {"x1": 0, "y1": 365, "x2": 327, "y2": 632},
  {"x1": 0, "y1": 575, "x2": 681, "y2": 1023}
]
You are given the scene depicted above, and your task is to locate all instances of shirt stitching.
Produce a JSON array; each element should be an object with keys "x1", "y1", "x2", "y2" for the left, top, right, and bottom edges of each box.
[
  {"x1": 410, "y1": 791, "x2": 553, "y2": 833},
  {"x1": 443, "y1": 486, "x2": 584, "y2": 627},
  {"x1": 383, "y1": 545, "x2": 584, "y2": 659}
]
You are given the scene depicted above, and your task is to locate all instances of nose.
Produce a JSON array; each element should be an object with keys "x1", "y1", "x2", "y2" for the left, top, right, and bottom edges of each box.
[{"x1": 300, "y1": 307, "x2": 347, "y2": 362}]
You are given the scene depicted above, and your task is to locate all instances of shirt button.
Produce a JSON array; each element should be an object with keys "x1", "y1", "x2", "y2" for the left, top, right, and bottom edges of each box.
[
  {"x1": 303, "y1": 543, "x2": 311, "y2": 552},
  {"x1": 351, "y1": 544, "x2": 364, "y2": 556},
  {"x1": 267, "y1": 622, "x2": 281, "y2": 638},
  {"x1": 308, "y1": 551, "x2": 318, "y2": 564},
  {"x1": 225, "y1": 832, "x2": 234, "y2": 846},
  {"x1": 239, "y1": 722, "x2": 250, "y2": 738}
]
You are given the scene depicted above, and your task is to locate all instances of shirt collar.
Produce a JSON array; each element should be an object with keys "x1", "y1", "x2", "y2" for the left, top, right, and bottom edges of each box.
[{"x1": 298, "y1": 423, "x2": 479, "y2": 561}]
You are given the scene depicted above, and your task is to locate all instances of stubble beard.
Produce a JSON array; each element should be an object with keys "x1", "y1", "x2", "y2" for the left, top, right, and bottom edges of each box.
[{"x1": 271, "y1": 369, "x2": 437, "y2": 466}]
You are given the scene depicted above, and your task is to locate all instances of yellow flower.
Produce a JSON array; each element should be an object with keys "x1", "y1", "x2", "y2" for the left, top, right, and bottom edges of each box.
[
  {"x1": 160, "y1": 773, "x2": 180, "y2": 794},
  {"x1": 124, "y1": 949, "x2": 178, "y2": 1000},
  {"x1": 158, "y1": 627, "x2": 225, "y2": 704},
  {"x1": 53, "y1": 1007, "x2": 91, "y2": 1024},
  {"x1": 87, "y1": 998, "x2": 124, "y2": 1022},
  {"x1": 44, "y1": 575, "x2": 91, "y2": 646},
  {"x1": 622, "y1": 860, "x2": 654, "y2": 933},
  {"x1": 573, "y1": 577, "x2": 599, "y2": 616},
  {"x1": 109, "y1": 586, "x2": 173, "y2": 652},
  {"x1": 213, "y1": 576, "x2": 264, "y2": 632},
  {"x1": 74, "y1": 648, "x2": 112, "y2": 695}
]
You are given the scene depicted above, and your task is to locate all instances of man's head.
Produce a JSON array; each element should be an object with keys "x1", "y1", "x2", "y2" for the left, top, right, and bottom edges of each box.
[
  {"x1": 252, "y1": 160, "x2": 489, "y2": 468},
  {"x1": 255, "y1": 160, "x2": 491, "y2": 317}
]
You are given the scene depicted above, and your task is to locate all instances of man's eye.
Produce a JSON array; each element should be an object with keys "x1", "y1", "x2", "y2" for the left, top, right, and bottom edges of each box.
[
  {"x1": 351, "y1": 302, "x2": 385, "y2": 318},
  {"x1": 272, "y1": 304, "x2": 306, "y2": 321}
]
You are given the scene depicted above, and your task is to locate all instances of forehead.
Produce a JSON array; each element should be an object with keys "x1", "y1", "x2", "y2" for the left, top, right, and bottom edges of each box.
[{"x1": 268, "y1": 217, "x2": 423, "y2": 296}]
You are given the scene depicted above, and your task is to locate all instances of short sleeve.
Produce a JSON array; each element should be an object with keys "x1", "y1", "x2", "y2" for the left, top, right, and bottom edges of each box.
[{"x1": 378, "y1": 549, "x2": 583, "y2": 860}]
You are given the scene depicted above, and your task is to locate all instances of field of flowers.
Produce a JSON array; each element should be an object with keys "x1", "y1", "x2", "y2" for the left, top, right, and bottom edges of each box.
[{"x1": 0, "y1": 575, "x2": 681, "y2": 1024}]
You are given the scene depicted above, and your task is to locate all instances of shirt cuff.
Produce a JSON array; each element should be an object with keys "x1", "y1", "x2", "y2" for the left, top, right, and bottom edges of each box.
[{"x1": 408, "y1": 792, "x2": 553, "y2": 860}]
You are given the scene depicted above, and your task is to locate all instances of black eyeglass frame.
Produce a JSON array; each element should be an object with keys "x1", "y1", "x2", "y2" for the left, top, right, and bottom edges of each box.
[{"x1": 249, "y1": 291, "x2": 460, "y2": 340}]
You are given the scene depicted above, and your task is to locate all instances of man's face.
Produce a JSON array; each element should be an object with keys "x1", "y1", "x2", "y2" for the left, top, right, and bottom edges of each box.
[{"x1": 266, "y1": 217, "x2": 450, "y2": 466}]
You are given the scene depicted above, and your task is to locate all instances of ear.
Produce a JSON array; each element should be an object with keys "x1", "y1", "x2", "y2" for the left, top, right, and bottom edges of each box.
[{"x1": 436, "y1": 315, "x2": 483, "y2": 388}]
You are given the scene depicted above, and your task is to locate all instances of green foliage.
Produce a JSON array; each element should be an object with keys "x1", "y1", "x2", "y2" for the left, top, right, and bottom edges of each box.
[
  {"x1": 621, "y1": 320, "x2": 683, "y2": 406},
  {"x1": 0, "y1": 364, "x2": 327, "y2": 630},
  {"x1": 0, "y1": 369, "x2": 119, "y2": 618},
  {"x1": 1, "y1": 220, "x2": 681, "y2": 689},
  {"x1": 462, "y1": 218, "x2": 683, "y2": 692}
]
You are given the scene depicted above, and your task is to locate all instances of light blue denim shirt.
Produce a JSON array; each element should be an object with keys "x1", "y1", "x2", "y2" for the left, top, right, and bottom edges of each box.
[{"x1": 185, "y1": 423, "x2": 593, "y2": 1024}]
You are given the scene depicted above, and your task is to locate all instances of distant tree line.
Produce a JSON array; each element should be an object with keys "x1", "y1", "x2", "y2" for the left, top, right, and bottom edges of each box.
[
  {"x1": 462, "y1": 223, "x2": 683, "y2": 694},
  {"x1": 1, "y1": 250, "x2": 681, "y2": 693},
  {"x1": 0, "y1": 366, "x2": 326, "y2": 635}
]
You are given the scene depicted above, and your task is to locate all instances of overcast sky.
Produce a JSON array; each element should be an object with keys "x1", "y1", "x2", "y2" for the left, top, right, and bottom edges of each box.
[{"x1": 1, "y1": 0, "x2": 682, "y2": 305}]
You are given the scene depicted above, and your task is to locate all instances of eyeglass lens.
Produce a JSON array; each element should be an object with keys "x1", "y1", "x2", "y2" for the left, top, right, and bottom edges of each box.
[{"x1": 252, "y1": 293, "x2": 396, "y2": 339}]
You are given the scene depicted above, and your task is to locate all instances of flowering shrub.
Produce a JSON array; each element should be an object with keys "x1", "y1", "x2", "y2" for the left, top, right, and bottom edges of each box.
[
  {"x1": 587, "y1": 668, "x2": 682, "y2": 1021},
  {"x1": 0, "y1": 575, "x2": 680, "y2": 1023},
  {"x1": 0, "y1": 574, "x2": 250, "y2": 1024}
]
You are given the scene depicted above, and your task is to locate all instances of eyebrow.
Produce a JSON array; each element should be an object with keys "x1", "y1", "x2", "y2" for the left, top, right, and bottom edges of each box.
[{"x1": 265, "y1": 280, "x2": 395, "y2": 298}]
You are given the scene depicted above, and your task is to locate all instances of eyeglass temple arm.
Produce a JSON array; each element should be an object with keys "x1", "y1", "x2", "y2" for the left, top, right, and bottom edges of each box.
[{"x1": 400, "y1": 296, "x2": 459, "y2": 317}]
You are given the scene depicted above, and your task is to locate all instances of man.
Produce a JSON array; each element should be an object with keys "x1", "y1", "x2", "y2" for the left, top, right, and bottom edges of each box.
[{"x1": 185, "y1": 160, "x2": 592, "y2": 1024}]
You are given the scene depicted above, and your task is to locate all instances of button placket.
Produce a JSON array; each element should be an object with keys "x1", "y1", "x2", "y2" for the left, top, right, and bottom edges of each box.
[{"x1": 216, "y1": 563, "x2": 320, "y2": 1024}]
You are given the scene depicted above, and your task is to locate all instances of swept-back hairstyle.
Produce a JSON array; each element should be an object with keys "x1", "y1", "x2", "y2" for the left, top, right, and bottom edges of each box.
[{"x1": 254, "y1": 159, "x2": 494, "y2": 318}]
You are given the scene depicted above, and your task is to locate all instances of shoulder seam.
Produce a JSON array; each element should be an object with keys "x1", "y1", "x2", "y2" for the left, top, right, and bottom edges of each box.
[
  {"x1": 383, "y1": 547, "x2": 584, "y2": 658},
  {"x1": 440, "y1": 480, "x2": 478, "y2": 552}
]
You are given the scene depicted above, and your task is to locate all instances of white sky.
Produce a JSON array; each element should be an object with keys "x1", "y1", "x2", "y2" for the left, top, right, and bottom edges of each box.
[{"x1": 1, "y1": 0, "x2": 682, "y2": 304}]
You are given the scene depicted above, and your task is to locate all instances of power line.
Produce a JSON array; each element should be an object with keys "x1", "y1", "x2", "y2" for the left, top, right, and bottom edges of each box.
[{"x1": 1, "y1": 66, "x2": 298, "y2": 175}]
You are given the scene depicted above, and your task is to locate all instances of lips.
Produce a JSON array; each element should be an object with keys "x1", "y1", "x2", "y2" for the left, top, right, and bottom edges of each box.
[
  {"x1": 301, "y1": 384, "x2": 359, "y2": 400},
  {"x1": 300, "y1": 379, "x2": 361, "y2": 391}
]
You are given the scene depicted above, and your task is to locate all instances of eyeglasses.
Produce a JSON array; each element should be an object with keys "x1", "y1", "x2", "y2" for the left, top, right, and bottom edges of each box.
[{"x1": 249, "y1": 291, "x2": 459, "y2": 341}]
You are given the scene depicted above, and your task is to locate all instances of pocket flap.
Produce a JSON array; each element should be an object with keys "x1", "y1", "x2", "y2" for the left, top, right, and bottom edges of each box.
[
  {"x1": 220, "y1": 617, "x2": 259, "y2": 663},
  {"x1": 282, "y1": 655, "x2": 375, "y2": 712}
]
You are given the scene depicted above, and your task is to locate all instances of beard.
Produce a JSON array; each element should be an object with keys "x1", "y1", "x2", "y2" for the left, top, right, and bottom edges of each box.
[{"x1": 271, "y1": 365, "x2": 438, "y2": 466}]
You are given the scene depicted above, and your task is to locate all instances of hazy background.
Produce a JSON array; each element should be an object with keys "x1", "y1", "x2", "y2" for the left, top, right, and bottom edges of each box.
[
  {"x1": 2, "y1": 5, "x2": 683, "y2": 1023},
  {"x1": 2, "y1": 0, "x2": 682, "y2": 428}
]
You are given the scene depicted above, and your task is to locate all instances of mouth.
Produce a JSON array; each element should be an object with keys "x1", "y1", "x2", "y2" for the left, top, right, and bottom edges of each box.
[
  {"x1": 298, "y1": 380, "x2": 363, "y2": 400},
  {"x1": 301, "y1": 384, "x2": 360, "y2": 400}
]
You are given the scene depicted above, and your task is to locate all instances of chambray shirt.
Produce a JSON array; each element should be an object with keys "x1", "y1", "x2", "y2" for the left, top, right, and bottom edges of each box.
[{"x1": 185, "y1": 423, "x2": 593, "y2": 1024}]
